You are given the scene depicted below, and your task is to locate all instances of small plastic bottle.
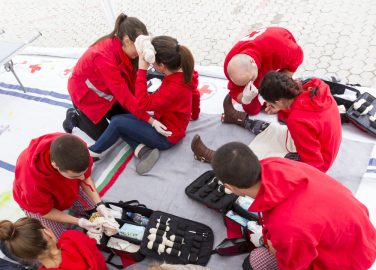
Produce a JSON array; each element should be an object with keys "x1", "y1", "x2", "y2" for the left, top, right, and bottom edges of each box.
[{"x1": 126, "y1": 212, "x2": 149, "y2": 226}]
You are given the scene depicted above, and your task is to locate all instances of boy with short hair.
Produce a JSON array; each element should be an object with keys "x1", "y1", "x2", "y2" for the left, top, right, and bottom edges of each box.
[
  {"x1": 212, "y1": 142, "x2": 376, "y2": 270},
  {"x1": 13, "y1": 133, "x2": 112, "y2": 238}
]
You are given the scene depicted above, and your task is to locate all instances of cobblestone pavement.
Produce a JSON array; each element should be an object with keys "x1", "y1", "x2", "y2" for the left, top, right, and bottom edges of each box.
[{"x1": 1, "y1": 0, "x2": 376, "y2": 86}]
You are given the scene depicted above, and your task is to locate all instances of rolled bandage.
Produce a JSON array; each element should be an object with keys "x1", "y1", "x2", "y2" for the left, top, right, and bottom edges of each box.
[
  {"x1": 241, "y1": 81, "x2": 258, "y2": 105},
  {"x1": 147, "y1": 234, "x2": 174, "y2": 247},
  {"x1": 353, "y1": 99, "x2": 366, "y2": 110},
  {"x1": 156, "y1": 223, "x2": 170, "y2": 231},
  {"x1": 135, "y1": 35, "x2": 155, "y2": 64},
  {"x1": 147, "y1": 240, "x2": 165, "y2": 254},
  {"x1": 149, "y1": 228, "x2": 167, "y2": 237},
  {"x1": 370, "y1": 113, "x2": 376, "y2": 122},
  {"x1": 166, "y1": 247, "x2": 181, "y2": 256},
  {"x1": 217, "y1": 180, "x2": 232, "y2": 194}
]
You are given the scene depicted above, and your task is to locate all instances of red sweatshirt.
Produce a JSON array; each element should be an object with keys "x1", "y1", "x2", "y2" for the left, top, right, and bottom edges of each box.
[
  {"x1": 224, "y1": 27, "x2": 303, "y2": 101},
  {"x1": 249, "y1": 158, "x2": 376, "y2": 270},
  {"x1": 287, "y1": 78, "x2": 342, "y2": 172},
  {"x1": 39, "y1": 230, "x2": 107, "y2": 270},
  {"x1": 68, "y1": 37, "x2": 148, "y2": 124},
  {"x1": 13, "y1": 133, "x2": 93, "y2": 215},
  {"x1": 135, "y1": 69, "x2": 200, "y2": 144}
]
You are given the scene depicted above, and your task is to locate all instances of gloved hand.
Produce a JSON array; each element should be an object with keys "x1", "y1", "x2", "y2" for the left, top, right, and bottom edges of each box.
[
  {"x1": 247, "y1": 221, "x2": 264, "y2": 247},
  {"x1": 241, "y1": 81, "x2": 258, "y2": 104},
  {"x1": 135, "y1": 35, "x2": 156, "y2": 64},
  {"x1": 152, "y1": 119, "x2": 172, "y2": 137},
  {"x1": 96, "y1": 204, "x2": 114, "y2": 220},
  {"x1": 78, "y1": 218, "x2": 102, "y2": 233}
]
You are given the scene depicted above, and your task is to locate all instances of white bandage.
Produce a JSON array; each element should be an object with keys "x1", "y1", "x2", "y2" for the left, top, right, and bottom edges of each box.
[
  {"x1": 241, "y1": 81, "x2": 258, "y2": 104},
  {"x1": 247, "y1": 221, "x2": 264, "y2": 247},
  {"x1": 135, "y1": 35, "x2": 156, "y2": 64}
]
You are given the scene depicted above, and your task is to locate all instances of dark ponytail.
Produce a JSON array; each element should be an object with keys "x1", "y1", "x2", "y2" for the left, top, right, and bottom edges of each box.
[
  {"x1": 0, "y1": 218, "x2": 47, "y2": 260},
  {"x1": 259, "y1": 71, "x2": 302, "y2": 102},
  {"x1": 92, "y1": 13, "x2": 148, "y2": 46},
  {"x1": 152, "y1": 36, "x2": 194, "y2": 83}
]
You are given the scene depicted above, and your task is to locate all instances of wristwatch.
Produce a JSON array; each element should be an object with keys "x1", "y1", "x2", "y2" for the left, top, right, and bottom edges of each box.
[{"x1": 96, "y1": 201, "x2": 105, "y2": 207}]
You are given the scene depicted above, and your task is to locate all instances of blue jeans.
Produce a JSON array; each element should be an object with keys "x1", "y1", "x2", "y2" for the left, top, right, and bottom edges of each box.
[{"x1": 89, "y1": 114, "x2": 175, "y2": 153}]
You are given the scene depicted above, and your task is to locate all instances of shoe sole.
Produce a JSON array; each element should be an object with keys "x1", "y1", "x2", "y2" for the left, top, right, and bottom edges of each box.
[{"x1": 136, "y1": 149, "x2": 160, "y2": 175}]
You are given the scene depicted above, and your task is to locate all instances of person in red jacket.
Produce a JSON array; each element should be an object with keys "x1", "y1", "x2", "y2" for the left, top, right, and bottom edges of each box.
[
  {"x1": 63, "y1": 13, "x2": 151, "y2": 140},
  {"x1": 13, "y1": 133, "x2": 112, "y2": 238},
  {"x1": 211, "y1": 142, "x2": 376, "y2": 270},
  {"x1": 192, "y1": 72, "x2": 341, "y2": 172},
  {"x1": 0, "y1": 217, "x2": 107, "y2": 270},
  {"x1": 223, "y1": 26, "x2": 303, "y2": 117},
  {"x1": 89, "y1": 36, "x2": 200, "y2": 175}
]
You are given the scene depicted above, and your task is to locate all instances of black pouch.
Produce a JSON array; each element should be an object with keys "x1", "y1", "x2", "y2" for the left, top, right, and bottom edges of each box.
[
  {"x1": 140, "y1": 211, "x2": 214, "y2": 265},
  {"x1": 85, "y1": 200, "x2": 214, "y2": 267},
  {"x1": 185, "y1": 171, "x2": 238, "y2": 213},
  {"x1": 214, "y1": 238, "x2": 253, "y2": 256},
  {"x1": 322, "y1": 80, "x2": 361, "y2": 110},
  {"x1": 346, "y1": 92, "x2": 376, "y2": 137},
  {"x1": 185, "y1": 171, "x2": 259, "y2": 256},
  {"x1": 84, "y1": 200, "x2": 151, "y2": 268}
]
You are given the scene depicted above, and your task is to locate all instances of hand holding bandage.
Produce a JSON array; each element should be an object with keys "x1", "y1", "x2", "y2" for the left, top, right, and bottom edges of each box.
[
  {"x1": 135, "y1": 35, "x2": 156, "y2": 64},
  {"x1": 241, "y1": 81, "x2": 258, "y2": 104}
]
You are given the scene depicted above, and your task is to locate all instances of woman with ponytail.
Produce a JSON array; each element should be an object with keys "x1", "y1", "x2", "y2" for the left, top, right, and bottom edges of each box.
[
  {"x1": 63, "y1": 13, "x2": 151, "y2": 140},
  {"x1": 192, "y1": 71, "x2": 342, "y2": 172},
  {"x1": 88, "y1": 36, "x2": 200, "y2": 175},
  {"x1": 0, "y1": 218, "x2": 107, "y2": 270}
]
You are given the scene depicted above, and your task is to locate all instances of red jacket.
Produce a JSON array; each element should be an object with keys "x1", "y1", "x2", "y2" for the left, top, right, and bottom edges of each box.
[
  {"x1": 287, "y1": 78, "x2": 342, "y2": 172},
  {"x1": 38, "y1": 230, "x2": 107, "y2": 270},
  {"x1": 135, "y1": 69, "x2": 200, "y2": 144},
  {"x1": 249, "y1": 158, "x2": 376, "y2": 270},
  {"x1": 13, "y1": 133, "x2": 93, "y2": 215},
  {"x1": 68, "y1": 37, "x2": 148, "y2": 124},
  {"x1": 224, "y1": 27, "x2": 303, "y2": 101}
]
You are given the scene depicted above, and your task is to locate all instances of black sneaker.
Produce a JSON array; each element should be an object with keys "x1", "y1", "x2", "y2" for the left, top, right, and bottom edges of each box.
[{"x1": 63, "y1": 108, "x2": 78, "y2": 133}]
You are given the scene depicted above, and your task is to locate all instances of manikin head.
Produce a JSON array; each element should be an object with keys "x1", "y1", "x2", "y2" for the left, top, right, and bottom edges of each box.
[
  {"x1": 227, "y1": 54, "x2": 258, "y2": 86},
  {"x1": 211, "y1": 142, "x2": 262, "y2": 198}
]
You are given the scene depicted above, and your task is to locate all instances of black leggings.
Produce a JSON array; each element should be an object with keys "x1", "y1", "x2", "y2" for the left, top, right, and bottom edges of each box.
[{"x1": 74, "y1": 103, "x2": 128, "y2": 141}]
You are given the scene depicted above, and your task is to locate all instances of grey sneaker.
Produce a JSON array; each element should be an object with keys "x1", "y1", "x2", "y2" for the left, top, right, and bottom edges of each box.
[{"x1": 136, "y1": 147, "x2": 160, "y2": 175}]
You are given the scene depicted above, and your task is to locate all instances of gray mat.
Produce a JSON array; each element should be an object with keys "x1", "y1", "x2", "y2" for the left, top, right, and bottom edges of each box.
[{"x1": 101, "y1": 113, "x2": 373, "y2": 269}]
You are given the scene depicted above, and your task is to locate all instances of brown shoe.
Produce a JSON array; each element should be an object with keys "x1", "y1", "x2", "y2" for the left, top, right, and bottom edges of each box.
[
  {"x1": 221, "y1": 94, "x2": 248, "y2": 127},
  {"x1": 191, "y1": 135, "x2": 215, "y2": 163}
]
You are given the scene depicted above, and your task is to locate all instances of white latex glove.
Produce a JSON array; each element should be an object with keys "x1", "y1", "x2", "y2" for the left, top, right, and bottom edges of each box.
[
  {"x1": 247, "y1": 221, "x2": 263, "y2": 247},
  {"x1": 152, "y1": 119, "x2": 172, "y2": 137},
  {"x1": 78, "y1": 218, "x2": 102, "y2": 234},
  {"x1": 135, "y1": 35, "x2": 156, "y2": 64},
  {"x1": 96, "y1": 204, "x2": 114, "y2": 220},
  {"x1": 241, "y1": 81, "x2": 258, "y2": 104}
]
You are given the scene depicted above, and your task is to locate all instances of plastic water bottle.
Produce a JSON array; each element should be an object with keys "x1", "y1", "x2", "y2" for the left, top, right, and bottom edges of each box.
[{"x1": 126, "y1": 212, "x2": 149, "y2": 226}]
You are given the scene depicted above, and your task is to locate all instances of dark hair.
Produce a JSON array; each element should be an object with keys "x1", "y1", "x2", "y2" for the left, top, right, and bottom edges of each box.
[
  {"x1": 259, "y1": 71, "x2": 302, "y2": 103},
  {"x1": 92, "y1": 13, "x2": 148, "y2": 46},
  {"x1": 0, "y1": 218, "x2": 47, "y2": 260},
  {"x1": 212, "y1": 142, "x2": 261, "y2": 189},
  {"x1": 152, "y1": 36, "x2": 194, "y2": 83},
  {"x1": 50, "y1": 134, "x2": 89, "y2": 172}
]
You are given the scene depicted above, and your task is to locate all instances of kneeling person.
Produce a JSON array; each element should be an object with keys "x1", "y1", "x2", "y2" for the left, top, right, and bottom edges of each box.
[
  {"x1": 212, "y1": 142, "x2": 376, "y2": 270},
  {"x1": 13, "y1": 133, "x2": 112, "y2": 238}
]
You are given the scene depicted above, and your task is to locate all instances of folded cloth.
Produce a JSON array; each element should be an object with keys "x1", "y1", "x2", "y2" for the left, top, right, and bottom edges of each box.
[
  {"x1": 248, "y1": 123, "x2": 296, "y2": 159},
  {"x1": 107, "y1": 237, "x2": 140, "y2": 253},
  {"x1": 135, "y1": 35, "x2": 156, "y2": 64}
]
